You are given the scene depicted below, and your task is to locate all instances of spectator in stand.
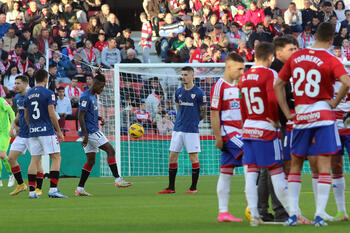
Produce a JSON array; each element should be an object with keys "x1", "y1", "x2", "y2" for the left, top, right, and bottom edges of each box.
[
  {"x1": 80, "y1": 39, "x2": 101, "y2": 67},
  {"x1": 341, "y1": 9, "x2": 350, "y2": 31},
  {"x1": 284, "y1": 2, "x2": 303, "y2": 32},
  {"x1": 24, "y1": 65, "x2": 36, "y2": 87},
  {"x1": 193, "y1": 32, "x2": 203, "y2": 48},
  {"x1": 2, "y1": 27, "x2": 18, "y2": 52},
  {"x1": 70, "y1": 22, "x2": 86, "y2": 46},
  {"x1": 121, "y1": 48, "x2": 141, "y2": 64},
  {"x1": 135, "y1": 102, "x2": 153, "y2": 130},
  {"x1": 227, "y1": 22, "x2": 245, "y2": 50},
  {"x1": 302, "y1": 0, "x2": 316, "y2": 29},
  {"x1": 185, "y1": 15, "x2": 205, "y2": 39},
  {"x1": 36, "y1": 28, "x2": 53, "y2": 55},
  {"x1": 8, "y1": 43, "x2": 23, "y2": 63},
  {"x1": 101, "y1": 38, "x2": 121, "y2": 68},
  {"x1": 221, "y1": 13, "x2": 230, "y2": 33},
  {"x1": 330, "y1": 14, "x2": 342, "y2": 32},
  {"x1": 63, "y1": 3, "x2": 77, "y2": 28},
  {"x1": 35, "y1": 56, "x2": 46, "y2": 70},
  {"x1": 54, "y1": 27, "x2": 70, "y2": 50},
  {"x1": 189, "y1": 44, "x2": 207, "y2": 63},
  {"x1": 16, "y1": 53, "x2": 32, "y2": 75},
  {"x1": 97, "y1": 4, "x2": 119, "y2": 25},
  {"x1": 273, "y1": 15, "x2": 285, "y2": 34},
  {"x1": 62, "y1": 38, "x2": 79, "y2": 62},
  {"x1": 56, "y1": 86, "x2": 72, "y2": 131},
  {"x1": 241, "y1": 21, "x2": 254, "y2": 43},
  {"x1": 32, "y1": 18, "x2": 49, "y2": 39},
  {"x1": 47, "y1": 64, "x2": 58, "y2": 92},
  {"x1": 0, "y1": 52, "x2": 11, "y2": 76},
  {"x1": 342, "y1": 38, "x2": 350, "y2": 58},
  {"x1": 6, "y1": 1, "x2": 25, "y2": 24},
  {"x1": 117, "y1": 28, "x2": 135, "y2": 51},
  {"x1": 103, "y1": 13, "x2": 121, "y2": 39},
  {"x1": 71, "y1": 53, "x2": 91, "y2": 82},
  {"x1": 208, "y1": 24, "x2": 228, "y2": 52},
  {"x1": 146, "y1": 89, "x2": 162, "y2": 121},
  {"x1": 86, "y1": 16, "x2": 102, "y2": 44},
  {"x1": 0, "y1": 13, "x2": 11, "y2": 40},
  {"x1": 48, "y1": 2, "x2": 63, "y2": 28},
  {"x1": 210, "y1": 47, "x2": 223, "y2": 63},
  {"x1": 52, "y1": 17, "x2": 70, "y2": 38},
  {"x1": 65, "y1": 76, "x2": 83, "y2": 107},
  {"x1": 214, "y1": 0, "x2": 233, "y2": 23},
  {"x1": 202, "y1": 5, "x2": 214, "y2": 24},
  {"x1": 234, "y1": 5, "x2": 247, "y2": 27},
  {"x1": 50, "y1": 50, "x2": 75, "y2": 83},
  {"x1": 206, "y1": 0, "x2": 220, "y2": 12},
  {"x1": 24, "y1": 1, "x2": 43, "y2": 28},
  {"x1": 145, "y1": 0, "x2": 167, "y2": 37},
  {"x1": 94, "y1": 33, "x2": 108, "y2": 53},
  {"x1": 334, "y1": 25, "x2": 348, "y2": 46},
  {"x1": 18, "y1": 27, "x2": 36, "y2": 51},
  {"x1": 319, "y1": 1, "x2": 336, "y2": 22},
  {"x1": 263, "y1": 15, "x2": 279, "y2": 42},
  {"x1": 179, "y1": 37, "x2": 195, "y2": 62},
  {"x1": 334, "y1": 45, "x2": 348, "y2": 61},
  {"x1": 245, "y1": 1, "x2": 265, "y2": 26},
  {"x1": 0, "y1": 75, "x2": 9, "y2": 97},
  {"x1": 120, "y1": 79, "x2": 140, "y2": 107},
  {"x1": 83, "y1": 74, "x2": 93, "y2": 91},
  {"x1": 2, "y1": 64, "x2": 19, "y2": 91},
  {"x1": 237, "y1": 41, "x2": 254, "y2": 62},
  {"x1": 311, "y1": 0, "x2": 326, "y2": 10},
  {"x1": 311, "y1": 15, "x2": 321, "y2": 34},
  {"x1": 27, "y1": 44, "x2": 41, "y2": 64},
  {"x1": 248, "y1": 23, "x2": 270, "y2": 48},
  {"x1": 120, "y1": 105, "x2": 137, "y2": 135},
  {"x1": 139, "y1": 12, "x2": 152, "y2": 63},
  {"x1": 335, "y1": 1, "x2": 347, "y2": 22},
  {"x1": 12, "y1": 14, "x2": 26, "y2": 36},
  {"x1": 204, "y1": 14, "x2": 218, "y2": 34},
  {"x1": 170, "y1": 33, "x2": 185, "y2": 56},
  {"x1": 159, "y1": 13, "x2": 185, "y2": 61},
  {"x1": 157, "y1": 113, "x2": 174, "y2": 135},
  {"x1": 168, "y1": 0, "x2": 190, "y2": 21},
  {"x1": 140, "y1": 76, "x2": 164, "y2": 101},
  {"x1": 264, "y1": 0, "x2": 282, "y2": 22}
]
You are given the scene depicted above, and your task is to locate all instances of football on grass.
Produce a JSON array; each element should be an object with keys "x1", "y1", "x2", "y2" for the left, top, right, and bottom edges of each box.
[{"x1": 129, "y1": 123, "x2": 144, "y2": 139}]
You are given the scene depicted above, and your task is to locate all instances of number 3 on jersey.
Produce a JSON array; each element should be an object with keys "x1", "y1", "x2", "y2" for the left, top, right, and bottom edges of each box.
[
  {"x1": 241, "y1": 87, "x2": 264, "y2": 114},
  {"x1": 293, "y1": 68, "x2": 321, "y2": 97},
  {"x1": 31, "y1": 101, "x2": 40, "y2": 119}
]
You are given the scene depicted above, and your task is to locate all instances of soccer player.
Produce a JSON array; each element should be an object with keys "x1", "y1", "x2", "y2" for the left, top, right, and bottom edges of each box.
[
  {"x1": 210, "y1": 53, "x2": 245, "y2": 222},
  {"x1": 275, "y1": 22, "x2": 350, "y2": 226},
  {"x1": 239, "y1": 42, "x2": 289, "y2": 227},
  {"x1": 74, "y1": 72, "x2": 132, "y2": 196},
  {"x1": 158, "y1": 66, "x2": 207, "y2": 194},
  {"x1": 8, "y1": 75, "x2": 44, "y2": 196},
  {"x1": 0, "y1": 96, "x2": 15, "y2": 187},
  {"x1": 24, "y1": 69, "x2": 67, "y2": 199}
]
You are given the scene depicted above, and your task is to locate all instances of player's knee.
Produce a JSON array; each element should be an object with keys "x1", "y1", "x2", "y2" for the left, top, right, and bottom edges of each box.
[
  {"x1": 106, "y1": 147, "x2": 115, "y2": 158},
  {"x1": 87, "y1": 157, "x2": 96, "y2": 166},
  {"x1": 50, "y1": 153, "x2": 61, "y2": 163},
  {"x1": 0, "y1": 152, "x2": 6, "y2": 160}
]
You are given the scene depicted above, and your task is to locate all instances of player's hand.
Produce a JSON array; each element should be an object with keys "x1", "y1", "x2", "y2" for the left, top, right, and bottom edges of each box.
[
  {"x1": 100, "y1": 118, "x2": 105, "y2": 126},
  {"x1": 9, "y1": 127, "x2": 16, "y2": 137},
  {"x1": 266, "y1": 117, "x2": 281, "y2": 128},
  {"x1": 215, "y1": 137, "x2": 224, "y2": 150},
  {"x1": 326, "y1": 99, "x2": 337, "y2": 109},
  {"x1": 82, "y1": 135, "x2": 88, "y2": 147},
  {"x1": 57, "y1": 131, "x2": 64, "y2": 142}
]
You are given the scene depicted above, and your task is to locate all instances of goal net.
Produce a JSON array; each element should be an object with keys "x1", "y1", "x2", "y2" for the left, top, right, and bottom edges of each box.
[{"x1": 98, "y1": 63, "x2": 350, "y2": 177}]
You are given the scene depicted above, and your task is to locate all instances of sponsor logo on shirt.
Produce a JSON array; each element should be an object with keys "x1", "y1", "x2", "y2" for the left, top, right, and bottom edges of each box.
[
  {"x1": 243, "y1": 128, "x2": 264, "y2": 138},
  {"x1": 30, "y1": 126, "x2": 47, "y2": 133},
  {"x1": 179, "y1": 100, "x2": 194, "y2": 106},
  {"x1": 296, "y1": 112, "x2": 320, "y2": 122},
  {"x1": 230, "y1": 100, "x2": 240, "y2": 109}
]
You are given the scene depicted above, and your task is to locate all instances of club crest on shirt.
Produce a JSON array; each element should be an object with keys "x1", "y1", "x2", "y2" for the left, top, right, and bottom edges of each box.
[
  {"x1": 81, "y1": 101, "x2": 87, "y2": 107},
  {"x1": 191, "y1": 94, "x2": 196, "y2": 99}
]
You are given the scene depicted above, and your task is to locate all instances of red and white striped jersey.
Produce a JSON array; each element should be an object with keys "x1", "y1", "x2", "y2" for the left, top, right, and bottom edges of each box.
[
  {"x1": 334, "y1": 80, "x2": 350, "y2": 135},
  {"x1": 135, "y1": 110, "x2": 151, "y2": 122},
  {"x1": 210, "y1": 78, "x2": 242, "y2": 141},
  {"x1": 141, "y1": 21, "x2": 152, "y2": 48},
  {"x1": 189, "y1": 48, "x2": 202, "y2": 63},
  {"x1": 279, "y1": 48, "x2": 348, "y2": 129},
  {"x1": 239, "y1": 66, "x2": 279, "y2": 141}
]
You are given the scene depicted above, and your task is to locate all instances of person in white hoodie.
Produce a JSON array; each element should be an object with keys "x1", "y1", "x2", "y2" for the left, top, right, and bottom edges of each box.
[{"x1": 101, "y1": 38, "x2": 121, "y2": 68}]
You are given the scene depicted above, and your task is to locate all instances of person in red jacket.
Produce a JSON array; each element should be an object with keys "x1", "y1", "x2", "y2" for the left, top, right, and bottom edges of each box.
[{"x1": 245, "y1": 1, "x2": 265, "y2": 26}]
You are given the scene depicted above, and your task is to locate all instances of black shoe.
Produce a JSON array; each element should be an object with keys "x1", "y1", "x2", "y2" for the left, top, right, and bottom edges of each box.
[
  {"x1": 260, "y1": 213, "x2": 274, "y2": 222},
  {"x1": 274, "y1": 213, "x2": 289, "y2": 222}
]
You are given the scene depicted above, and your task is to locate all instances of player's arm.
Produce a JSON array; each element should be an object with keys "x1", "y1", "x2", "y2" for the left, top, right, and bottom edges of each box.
[
  {"x1": 9, "y1": 113, "x2": 20, "y2": 137},
  {"x1": 274, "y1": 78, "x2": 294, "y2": 120},
  {"x1": 48, "y1": 104, "x2": 64, "y2": 141},
  {"x1": 78, "y1": 110, "x2": 89, "y2": 147},
  {"x1": 329, "y1": 74, "x2": 350, "y2": 108},
  {"x1": 24, "y1": 108, "x2": 29, "y2": 127},
  {"x1": 175, "y1": 103, "x2": 179, "y2": 111},
  {"x1": 200, "y1": 105, "x2": 206, "y2": 121},
  {"x1": 3, "y1": 100, "x2": 15, "y2": 123},
  {"x1": 210, "y1": 109, "x2": 223, "y2": 150}
]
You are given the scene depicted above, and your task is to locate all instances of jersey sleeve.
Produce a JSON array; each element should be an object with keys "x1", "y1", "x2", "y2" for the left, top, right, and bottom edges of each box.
[
  {"x1": 23, "y1": 93, "x2": 29, "y2": 108},
  {"x1": 278, "y1": 55, "x2": 293, "y2": 82},
  {"x1": 197, "y1": 88, "x2": 206, "y2": 106},
  {"x1": 174, "y1": 89, "x2": 179, "y2": 104},
  {"x1": 238, "y1": 79, "x2": 247, "y2": 123},
  {"x1": 79, "y1": 94, "x2": 89, "y2": 111},
  {"x1": 1, "y1": 98, "x2": 15, "y2": 122},
  {"x1": 210, "y1": 81, "x2": 222, "y2": 110},
  {"x1": 48, "y1": 90, "x2": 56, "y2": 106}
]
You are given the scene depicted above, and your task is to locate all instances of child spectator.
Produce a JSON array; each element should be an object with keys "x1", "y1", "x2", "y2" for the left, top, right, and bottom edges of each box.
[
  {"x1": 70, "y1": 22, "x2": 86, "y2": 45},
  {"x1": 94, "y1": 33, "x2": 108, "y2": 53}
]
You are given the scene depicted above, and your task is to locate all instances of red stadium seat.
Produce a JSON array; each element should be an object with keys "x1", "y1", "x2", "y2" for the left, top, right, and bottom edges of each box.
[{"x1": 88, "y1": 11, "x2": 99, "y2": 18}]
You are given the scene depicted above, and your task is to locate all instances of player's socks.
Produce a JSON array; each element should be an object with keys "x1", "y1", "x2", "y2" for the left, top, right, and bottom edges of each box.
[
  {"x1": 312, "y1": 173, "x2": 318, "y2": 206},
  {"x1": 217, "y1": 171, "x2": 233, "y2": 213},
  {"x1": 28, "y1": 174, "x2": 36, "y2": 192},
  {"x1": 36, "y1": 172, "x2": 44, "y2": 190},
  {"x1": 332, "y1": 174, "x2": 346, "y2": 214},
  {"x1": 316, "y1": 173, "x2": 331, "y2": 217},
  {"x1": 50, "y1": 170, "x2": 59, "y2": 189},
  {"x1": 2, "y1": 159, "x2": 12, "y2": 175},
  {"x1": 11, "y1": 165, "x2": 23, "y2": 185},
  {"x1": 288, "y1": 173, "x2": 302, "y2": 216},
  {"x1": 78, "y1": 163, "x2": 93, "y2": 188},
  {"x1": 270, "y1": 166, "x2": 289, "y2": 213},
  {"x1": 190, "y1": 162, "x2": 200, "y2": 190},
  {"x1": 168, "y1": 163, "x2": 177, "y2": 190},
  {"x1": 245, "y1": 166, "x2": 259, "y2": 217},
  {"x1": 107, "y1": 157, "x2": 120, "y2": 178}
]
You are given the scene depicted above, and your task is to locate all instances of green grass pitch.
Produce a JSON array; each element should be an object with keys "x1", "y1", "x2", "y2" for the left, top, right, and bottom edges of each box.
[{"x1": 1, "y1": 175, "x2": 350, "y2": 233}]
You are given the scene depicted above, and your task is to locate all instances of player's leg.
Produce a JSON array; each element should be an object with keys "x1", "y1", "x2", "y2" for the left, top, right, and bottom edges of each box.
[
  {"x1": 331, "y1": 154, "x2": 348, "y2": 220},
  {"x1": 99, "y1": 141, "x2": 132, "y2": 188},
  {"x1": 0, "y1": 152, "x2": 3, "y2": 186},
  {"x1": 184, "y1": 132, "x2": 201, "y2": 193},
  {"x1": 308, "y1": 156, "x2": 319, "y2": 207},
  {"x1": 8, "y1": 150, "x2": 27, "y2": 195},
  {"x1": 35, "y1": 158, "x2": 44, "y2": 195},
  {"x1": 257, "y1": 168, "x2": 273, "y2": 221},
  {"x1": 167, "y1": 151, "x2": 179, "y2": 191},
  {"x1": 27, "y1": 155, "x2": 40, "y2": 199},
  {"x1": 75, "y1": 152, "x2": 96, "y2": 196},
  {"x1": 188, "y1": 152, "x2": 199, "y2": 193},
  {"x1": 47, "y1": 151, "x2": 67, "y2": 198},
  {"x1": 0, "y1": 136, "x2": 14, "y2": 187}
]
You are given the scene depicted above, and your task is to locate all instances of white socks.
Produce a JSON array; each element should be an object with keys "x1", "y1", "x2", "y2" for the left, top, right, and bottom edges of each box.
[
  {"x1": 270, "y1": 170, "x2": 289, "y2": 214},
  {"x1": 315, "y1": 173, "x2": 332, "y2": 217},
  {"x1": 288, "y1": 173, "x2": 302, "y2": 216},
  {"x1": 217, "y1": 173, "x2": 232, "y2": 213},
  {"x1": 245, "y1": 171, "x2": 259, "y2": 217},
  {"x1": 332, "y1": 176, "x2": 346, "y2": 213}
]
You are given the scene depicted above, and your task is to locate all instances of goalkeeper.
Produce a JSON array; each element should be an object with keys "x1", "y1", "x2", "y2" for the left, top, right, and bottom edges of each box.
[
  {"x1": 158, "y1": 66, "x2": 207, "y2": 194},
  {"x1": 0, "y1": 97, "x2": 15, "y2": 187}
]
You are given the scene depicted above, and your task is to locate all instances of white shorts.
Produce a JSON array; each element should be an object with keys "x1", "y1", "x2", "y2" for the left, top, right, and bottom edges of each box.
[
  {"x1": 83, "y1": 131, "x2": 109, "y2": 153},
  {"x1": 169, "y1": 131, "x2": 201, "y2": 153},
  {"x1": 10, "y1": 136, "x2": 29, "y2": 154},
  {"x1": 28, "y1": 135, "x2": 60, "y2": 156}
]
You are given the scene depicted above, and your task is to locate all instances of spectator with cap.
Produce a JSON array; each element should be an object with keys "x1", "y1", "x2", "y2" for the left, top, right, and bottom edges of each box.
[
  {"x1": 234, "y1": 5, "x2": 247, "y2": 27},
  {"x1": 2, "y1": 27, "x2": 18, "y2": 52},
  {"x1": 284, "y1": 2, "x2": 303, "y2": 32},
  {"x1": 245, "y1": 1, "x2": 265, "y2": 26},
  {"x1": 0, "y1": 13, "x2": 11, "y2": 40},
  {"x1": 37, "y1": 28, "x2": 53, "y2": 55},
  {"x1": 101, "y1": 38, "x2": 121, "y2": 68},
  {"x1": 209, "y1": 24, "x2": 228, "y2": 52},
  {"x1": 24, "y1": 1, "x2": 44, "y2": 28}
]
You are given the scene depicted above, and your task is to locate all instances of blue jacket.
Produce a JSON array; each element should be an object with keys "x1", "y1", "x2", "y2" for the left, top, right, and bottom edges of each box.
[{"x1": 0, "y1": 23, "x2": 11, "y2": 40}]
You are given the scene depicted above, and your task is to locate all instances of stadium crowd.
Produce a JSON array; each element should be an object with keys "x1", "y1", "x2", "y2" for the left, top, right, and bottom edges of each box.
[{"x1": 1, "y1": 0, "x2": 350, "y2": 135}]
